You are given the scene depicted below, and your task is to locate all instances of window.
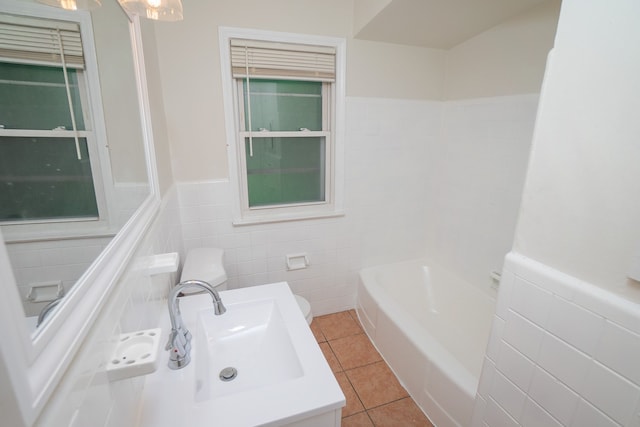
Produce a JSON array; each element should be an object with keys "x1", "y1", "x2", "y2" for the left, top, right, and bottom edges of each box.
[
  {"x1": 0, "y1": 12, "x2": 105, "y2": 225},
  {"x1": 220, "y1": 29, "x2": 345, "y2": 224}
]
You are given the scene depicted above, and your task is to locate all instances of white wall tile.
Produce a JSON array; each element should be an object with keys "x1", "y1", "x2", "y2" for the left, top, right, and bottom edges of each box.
[
  {"x1": 596, "y1": 321, "x2": 640, "y2": 385},
  {"x1": 520, "y1": 399, "x2": 563, "y2": 427},
  {"x1": 570, "y1": 399, "x2": 620, "y2": 427},
  {"x1": 581, "y1": 361, "x2": 640, "y2": 425},
  {"x1": 478, "y1": 255, "x2": 640, "y2": 427},
  {"x1": 496, "y1": 342, "x2": 535, "y2": 391},
  {"x1": 484, "y1": 398, "x2": 520, "y2": 427},
  {"x1": 545, "y1": 295, "x2": 605, "y2": 356},
  {"x1": 528, "y1": 367, "x2": 580, "y2": 425},
  {"x1": 489, "y1": 371, "x2": 527, "y2": 421},
  {"x1": 424, "y1": 95, "x2": 537, "y2": 293},
  {"x1": 510, "y1": 277, "x2": 553, "y2": 326},
  {"x1": 536, "y1": 334, "x2": 590, "y2": 393},
  {"x1": 502, "y1": 310, "x2": 544, "y2": 360}
]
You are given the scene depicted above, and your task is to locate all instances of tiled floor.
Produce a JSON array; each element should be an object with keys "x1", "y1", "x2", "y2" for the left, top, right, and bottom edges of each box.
[{"x1": 311, "y1": 310, "x2": 434, "y2": 427}]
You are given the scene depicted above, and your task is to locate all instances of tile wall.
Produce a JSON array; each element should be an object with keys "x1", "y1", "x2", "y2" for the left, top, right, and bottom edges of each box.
[
  {"x1": 6, "y1": 183, "x2": 149, "y2": 317},
  {"x1": 176, "y1": 94, "x2": 538, "y2": 313},
  {"x1": 473, "y1": 253, "x2": 640, "y2": 427},
  {"x1": 424, "y1": 95, "x2": 538, "y2": 294},
  {"x1": 34, "y1": 186, "x2": 183, "y2": 427},
  {"x1": 7, "y1": 237, "x2": 111, "y2": 317},
  {"x1": 176, "y1": 97, "x2": 442, "y2": 316}
]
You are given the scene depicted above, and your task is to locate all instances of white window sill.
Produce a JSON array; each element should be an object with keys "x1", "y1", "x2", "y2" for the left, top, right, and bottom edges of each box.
[
  {"x1": 232, "y1": 210, "x2": 345, "y2": 226},
  {"x1": 1, "y1": 220, "x2": 115, "y2": 243}
]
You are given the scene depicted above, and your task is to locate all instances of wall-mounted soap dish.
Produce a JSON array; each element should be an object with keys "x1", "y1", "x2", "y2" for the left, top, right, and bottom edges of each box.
[{"x1": 107, "y1": 328, "x2": 161, "y2": 382}]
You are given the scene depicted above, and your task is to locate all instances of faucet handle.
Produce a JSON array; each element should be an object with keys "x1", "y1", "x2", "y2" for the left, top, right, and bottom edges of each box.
[
  {"x1": 165, "y1": 329, "x2": 178, "y2": 351},
  {"x1": 166, "y1": 329, "x2": 191, "y2": 369}
]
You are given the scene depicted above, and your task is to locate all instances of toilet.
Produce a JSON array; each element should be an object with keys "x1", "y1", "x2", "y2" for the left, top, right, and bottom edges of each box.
[
  {"x1": 295, "y1": 294, "x2": 313, "y2": 325},
  {"x1": 179, "y1": 247, "x2": 228, "y2": 294},
  {"x1": 179, "y1": 247, "x2": 313, "y2": 324}
]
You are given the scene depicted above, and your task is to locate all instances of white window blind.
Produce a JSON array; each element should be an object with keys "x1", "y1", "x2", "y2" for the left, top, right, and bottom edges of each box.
[
  {"x1": 0, "y1": 13, "x2": 84, "y2": 69},
  {"x1": 230, "y1": 38, "x2": 335, "y2": 82}
]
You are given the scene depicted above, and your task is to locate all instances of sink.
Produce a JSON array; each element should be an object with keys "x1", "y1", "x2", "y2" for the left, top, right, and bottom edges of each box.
[
  {"x1": 194, "y1": 298, "x2": 303, "y2": 400},
  {"x1": 138, "y1": 282, "x2": 345, "y2": 427}
]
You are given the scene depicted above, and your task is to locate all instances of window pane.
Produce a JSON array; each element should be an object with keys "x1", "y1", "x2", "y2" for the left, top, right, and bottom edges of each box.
[
  {"x1": 243, "y1": 79, "x2": 322, "y2": 131},
  {"x1": 245, "y1": 136, "x2": 325, "y2": 207},
  {"x1": 0, "y1": 136, "x2": 98, "y2": 221},
  {"x1": 0, "y1": 62, "x2": 85, "y2": 130}
]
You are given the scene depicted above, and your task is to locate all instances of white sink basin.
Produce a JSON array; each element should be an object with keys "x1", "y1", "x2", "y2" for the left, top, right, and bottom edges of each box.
[
  {"x1": 194, "y1": 298, "x2": 303, "y2": 400},
  {"x1": 138, "y1": 282, "x2": 345, "y2": 427}
]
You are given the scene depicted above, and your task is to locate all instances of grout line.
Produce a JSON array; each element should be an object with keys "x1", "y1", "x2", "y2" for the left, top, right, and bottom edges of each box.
[{"x1": 342, "y1": 368, "x2": 366, "y2": 414}]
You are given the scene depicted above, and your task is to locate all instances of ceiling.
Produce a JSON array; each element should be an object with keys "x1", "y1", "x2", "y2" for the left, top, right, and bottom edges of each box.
[{"x1": 354, "y1": 0, "x2": 552, "y2": 49}]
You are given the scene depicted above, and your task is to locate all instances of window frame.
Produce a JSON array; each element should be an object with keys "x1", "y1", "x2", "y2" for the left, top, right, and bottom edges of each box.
[
  {"x1": 0, "y1": 10, "x2": 116, "y2": 241},
  {"x1": 219, "y1": 27, "x2": 346, "y2": 225}
]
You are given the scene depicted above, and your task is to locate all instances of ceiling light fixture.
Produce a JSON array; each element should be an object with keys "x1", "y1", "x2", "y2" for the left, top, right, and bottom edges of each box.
[{"x1": 118, "y1": 0, "x2": 183, "y2": 21}]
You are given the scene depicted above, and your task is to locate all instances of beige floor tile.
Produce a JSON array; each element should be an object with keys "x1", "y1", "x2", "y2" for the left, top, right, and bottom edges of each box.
[
  {"x1": 315, "y1": 311, "x2": 362, "y2": 341},
  {"x1": 330, "y1": 333, "x2": 381, "y2": 370},
  {"x1": 342, "y1": 411, "x2": 374, "y2": 427},
  {"x1": 316, "y1": 312, "x2": 430, "y2": 427},
  {"x1": 346, "y1": 362, "x2": 409, "y2": 409},
  {"x1": 367, "y1": 397, "x2": 433, "y2": 426},
  {"x1": 334, "y1": 372, "x2": 365, "y2": 418}
]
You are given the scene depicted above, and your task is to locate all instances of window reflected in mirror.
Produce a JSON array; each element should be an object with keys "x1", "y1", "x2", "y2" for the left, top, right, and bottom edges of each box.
[{"x1": 0, "y1": 1, "x2": 150, "y2": 334}]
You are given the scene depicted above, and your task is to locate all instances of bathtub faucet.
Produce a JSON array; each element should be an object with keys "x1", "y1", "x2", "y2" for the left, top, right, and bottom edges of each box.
[{"x1": 165, "y1": 279, "x2": 226, "y2": 369}]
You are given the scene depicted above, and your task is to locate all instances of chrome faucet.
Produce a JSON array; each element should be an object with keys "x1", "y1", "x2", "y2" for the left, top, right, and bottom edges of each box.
[{"x1": 165, "y1": 279, "x2": 226, "y2": 369}]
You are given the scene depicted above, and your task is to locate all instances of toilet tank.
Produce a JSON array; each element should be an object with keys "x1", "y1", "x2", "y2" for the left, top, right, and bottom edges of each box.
[{"x1": 180, "y1": 248, "x2": 228, "y2": 292}]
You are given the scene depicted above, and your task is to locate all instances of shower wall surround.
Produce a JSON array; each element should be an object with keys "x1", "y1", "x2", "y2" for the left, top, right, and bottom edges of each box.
[
  {"x1": 425, "y1": 95, "x2": 539, "y2": 293},
  {"x1": 33, "y1": 187, "x2": 183, "y2": 427}
]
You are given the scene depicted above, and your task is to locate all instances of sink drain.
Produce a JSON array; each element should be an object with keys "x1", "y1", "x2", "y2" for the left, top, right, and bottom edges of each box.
[{"x1": 219, "y1": 367, "x2": 238, "y2": 382}]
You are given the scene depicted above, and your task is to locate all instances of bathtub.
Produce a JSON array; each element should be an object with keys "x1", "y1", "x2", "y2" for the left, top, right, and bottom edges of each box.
[{"x1": 356, "y1": 259, "x2": 496, "y2": 427}]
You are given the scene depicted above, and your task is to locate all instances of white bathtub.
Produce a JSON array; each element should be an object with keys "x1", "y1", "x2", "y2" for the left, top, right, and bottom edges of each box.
[{"x1": 356, "y1": 259, "x2": 496, "y2": 427}]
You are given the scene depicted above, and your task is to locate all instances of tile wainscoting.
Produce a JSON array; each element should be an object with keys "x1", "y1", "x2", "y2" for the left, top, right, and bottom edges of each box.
[
  {"x1": 473, "y1": 253, "x2": 640, "y2": 427},
  {"x1": 34, "y1": 187, "x2": 183, "y2": 427}
]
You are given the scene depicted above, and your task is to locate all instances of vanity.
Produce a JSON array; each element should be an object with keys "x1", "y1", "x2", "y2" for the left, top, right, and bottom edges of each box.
[{"x1": 138, "y1": 282, "x2": 345, "y2": 427}]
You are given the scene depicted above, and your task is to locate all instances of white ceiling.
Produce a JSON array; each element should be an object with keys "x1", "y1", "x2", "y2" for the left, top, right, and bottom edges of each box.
[{"x1": 355, "y1": 0, "x2": 552, "y2": 49}]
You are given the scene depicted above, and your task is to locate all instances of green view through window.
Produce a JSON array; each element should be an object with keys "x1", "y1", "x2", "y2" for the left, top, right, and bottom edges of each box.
[{"x1": 241, "y1": 79, "x2": 328, "y2": 208}]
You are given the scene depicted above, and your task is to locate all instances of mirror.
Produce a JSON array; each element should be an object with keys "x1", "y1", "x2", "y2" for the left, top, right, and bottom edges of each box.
[{"x1": 0, "y1": 0, "x2": 150, "y2": 334}]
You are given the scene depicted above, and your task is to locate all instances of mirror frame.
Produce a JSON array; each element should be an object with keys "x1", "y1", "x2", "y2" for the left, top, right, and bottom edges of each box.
[{"x1": 0, "y1": 2, "x2": 160, "y2": 425}]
